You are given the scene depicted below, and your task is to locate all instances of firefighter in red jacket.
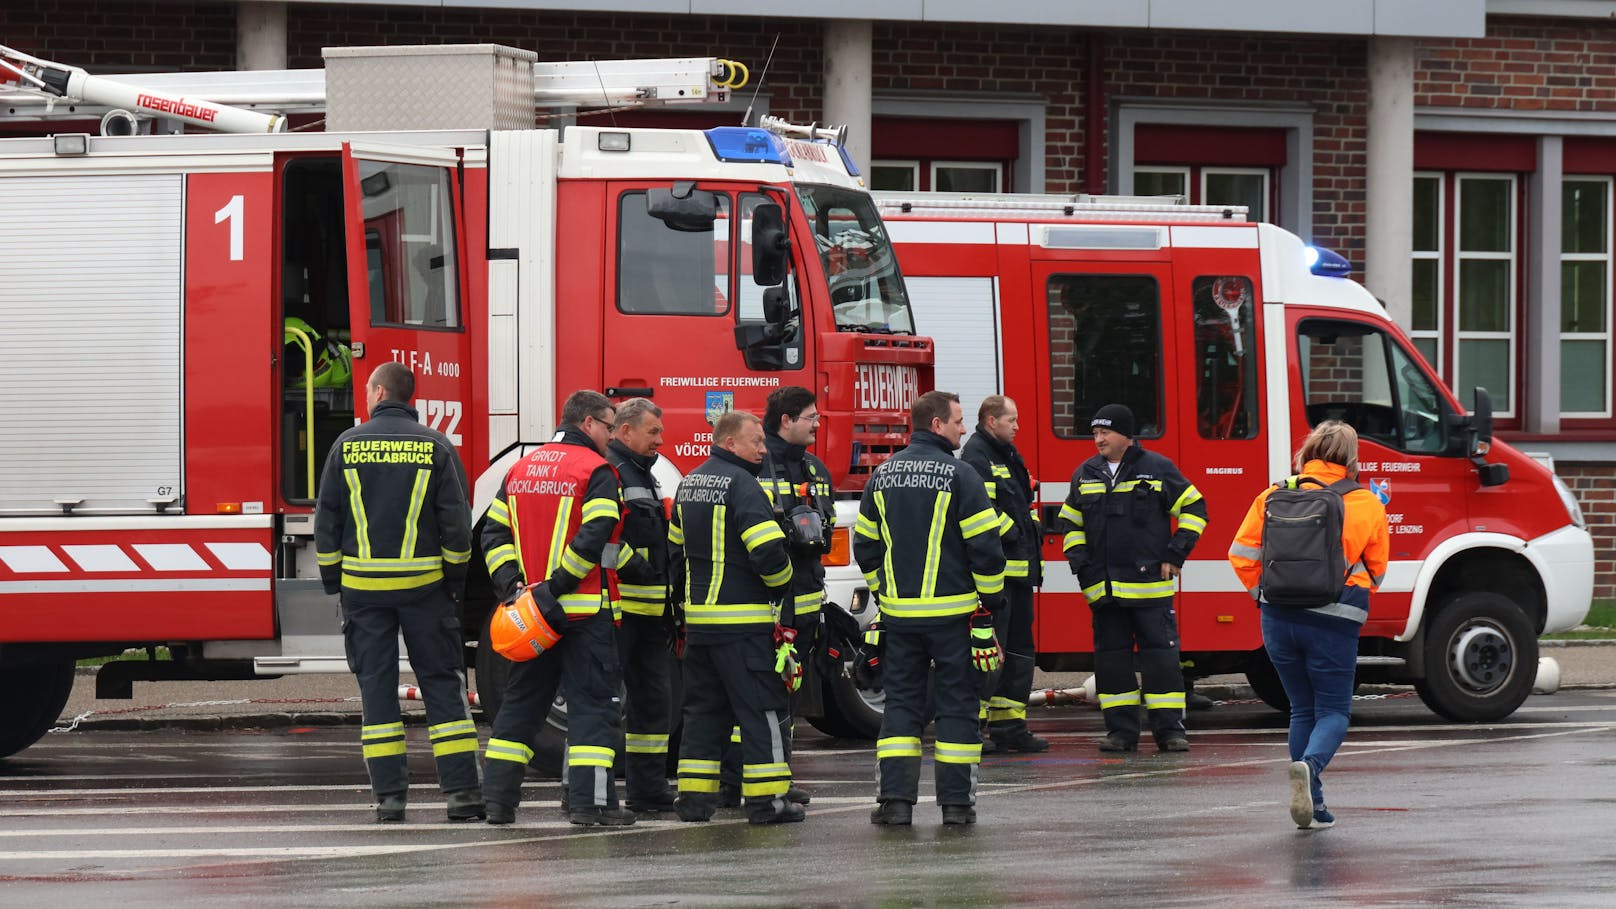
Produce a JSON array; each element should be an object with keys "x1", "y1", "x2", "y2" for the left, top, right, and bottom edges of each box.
[
  {"x1": 479, "y1": 390, "x2": 633, "y2": 827},
  {"x1": 314, "y1": 362, "x2": 483, "y2": 823}
]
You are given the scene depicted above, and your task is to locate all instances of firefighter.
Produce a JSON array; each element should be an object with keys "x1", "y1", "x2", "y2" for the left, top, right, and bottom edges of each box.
[
  {"x1": 961, "y1": 395, "x2": 1049, "y2": 754},
  {"x1": 857, "y1": 391, "x2": 1007, "y2": 826},
  {"x1": 670, "y1": 411, "x2": 803, "y2": 825},
  {"x1": 719, "y1": 386, "x2": 835, "y2": 807},
  {"x1": 603, "y1": 397, "x2": 679, "y2": 815},
  {"x1": 1056, "y1": 404, "x2": 1208, "y2": 753},
  {"x1": 480, "y1": 390, "x2": 634, "y2": 827},
  {"x1": 313, "y1": 362, "x2": 483, "y2": 823}
]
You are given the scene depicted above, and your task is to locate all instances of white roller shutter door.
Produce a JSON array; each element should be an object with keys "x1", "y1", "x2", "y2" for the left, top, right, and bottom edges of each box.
[
  {"x1": 0, "y1": 174, "x2": 184, "y2": 515},
  {"x1": 905, "y1": 276, "x2": 1003, "y2": 443}
]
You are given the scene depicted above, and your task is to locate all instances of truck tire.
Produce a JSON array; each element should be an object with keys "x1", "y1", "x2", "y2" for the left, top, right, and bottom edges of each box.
[
  {"x1": 809, "y1": 670, "x2": 884, "y2": 739},
  {"x1": 474, "y1": 610, "x2": 566, "y2": 777},
  {"x1": 1414, "y1": 591, "x2": 1536, "y2": 722},
  {"x1": 1244, "y1": 647, "x2": 1291, "y2": 713},
  {"x1": 0, "y1": 660, "x2": 76, "y2": 759}
]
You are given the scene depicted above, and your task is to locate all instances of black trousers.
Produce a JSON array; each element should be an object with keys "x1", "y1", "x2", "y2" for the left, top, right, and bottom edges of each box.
[
  {"x1": 615, "y1": 612, "x2": 674, "y2": 806},
  {"x1": 483, "y1": 610, "x2": 623, "y2": 811},
  {"x1": 720, "y1": 611, "x2": 821, "y2": 790},
  {"x1": 342, "y1": 585, "x2": 479, "y2": 799},
  {"x1": 677, "y1": 632, "x2": 792, "y2": 812},
  {"x1": 978, "y1": 582, "x2": 1036, "y2": 738},
  {"x1": 1091, "y1": 599, "x2": 1186, "y2": 743},
  {"x1": 877, "y1": 616, "x2": 979, "y2": 807}
]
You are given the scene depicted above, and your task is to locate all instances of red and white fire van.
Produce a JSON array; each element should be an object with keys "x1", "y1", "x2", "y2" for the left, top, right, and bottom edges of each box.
[{"x1": 876, "y1": 192, "x2": 1594, "y2": 721}]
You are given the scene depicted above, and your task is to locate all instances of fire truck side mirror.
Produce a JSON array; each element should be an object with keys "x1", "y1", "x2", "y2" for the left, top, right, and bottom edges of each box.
[
  {"x1": 761, "y1": 285, "x2": 790, "y2": 324},
  {"x1": 1466, "y1": 386, "x2": 1508, "y2": 487},
  {"x1": 647, "y1": 186, "x2": 718, "y2": 232},
  {"x1": 751, "y1": 203, "x2": 790, "y2": 287}
]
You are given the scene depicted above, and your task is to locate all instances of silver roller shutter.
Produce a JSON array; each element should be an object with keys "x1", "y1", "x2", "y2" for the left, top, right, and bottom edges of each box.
[{"x1": 0, "y1": 174, "x2": 184, "y2": 515}]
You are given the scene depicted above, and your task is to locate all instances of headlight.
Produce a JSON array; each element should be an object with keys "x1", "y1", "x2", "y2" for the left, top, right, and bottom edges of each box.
[{"x1": 1551, "y1": 474, "x2": 1586, "y2": 529}]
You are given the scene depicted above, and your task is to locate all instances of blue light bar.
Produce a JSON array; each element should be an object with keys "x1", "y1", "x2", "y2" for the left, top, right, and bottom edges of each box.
[
  {"x1": 1305, "y1": 245, "x2": 1353, "y2": 277},
  {"x1": 836, "y1": 144, "x2": 861, "y2": 177},
  {"x1": 705, "y1": 127, "x2": 793, "y2": 166}
]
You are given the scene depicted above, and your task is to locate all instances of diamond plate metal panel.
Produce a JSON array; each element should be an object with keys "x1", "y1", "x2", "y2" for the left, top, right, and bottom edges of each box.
[{"x1": 324, "y1": 44, "x2": 538, "y2": 132}]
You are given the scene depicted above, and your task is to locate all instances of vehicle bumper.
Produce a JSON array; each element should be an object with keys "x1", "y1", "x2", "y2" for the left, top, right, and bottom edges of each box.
[{"x1": 1531, "y1": 524, "x2": 1596, "y2": 634}]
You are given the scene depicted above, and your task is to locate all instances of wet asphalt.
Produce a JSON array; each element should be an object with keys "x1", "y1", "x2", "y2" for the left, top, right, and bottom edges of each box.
[{"x1": 6, "y1": 683, "x2": 1616, "y2": 907}]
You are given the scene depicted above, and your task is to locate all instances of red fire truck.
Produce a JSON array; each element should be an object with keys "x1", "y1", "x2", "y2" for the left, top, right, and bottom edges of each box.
[
  {"x1": 0, "y1": 44, "x2": 930, "y2": 758},
  {"x1": 877, "y1": 191, "x2": 1594, "y2": 722}
]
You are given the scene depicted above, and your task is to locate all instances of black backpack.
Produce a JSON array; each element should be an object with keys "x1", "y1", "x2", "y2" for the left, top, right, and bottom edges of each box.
[{"x1": 1259, "y1": 477, "x2": 1359, "y2": 608}]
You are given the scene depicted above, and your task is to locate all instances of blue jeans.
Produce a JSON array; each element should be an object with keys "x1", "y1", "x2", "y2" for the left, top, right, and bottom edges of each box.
[{"x1": 1260, "y1": 610, "x2": 1357, "y2": 807}]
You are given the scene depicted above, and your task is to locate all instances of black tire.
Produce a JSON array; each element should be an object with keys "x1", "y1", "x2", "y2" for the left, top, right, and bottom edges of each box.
[
  {"x1": 1244, "y1": 647, "x2": 1291, "y2": 713},
  {"x1": 0, "y1": 660, "x2": 76, "y2": 759},
  {"x1": 473, "y1": 609, "x2": 566, "y2": 777},
  {"x1": 1414, "y1": 591, "x2": 1536, "y2": 722},
  {"x1": 809, "y1": 669, "x2": 884, "y2": 739}
]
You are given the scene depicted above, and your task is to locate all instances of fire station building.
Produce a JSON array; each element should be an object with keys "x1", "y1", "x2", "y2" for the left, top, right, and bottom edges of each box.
[{"x1": 9, "y1": 0, "x2": 1616, "y2": 597}]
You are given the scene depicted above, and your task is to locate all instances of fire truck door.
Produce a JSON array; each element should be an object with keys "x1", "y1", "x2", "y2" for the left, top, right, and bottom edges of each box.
[
  {"x1": 602, "y1": 184, "x2": 797, "y2": 469},
  {"x1": 1030, "y1": 259, "x2": 1180, "y2": 655},
  {"x1": 339, "y1": 142, "x2": 474, "y2": 452}
]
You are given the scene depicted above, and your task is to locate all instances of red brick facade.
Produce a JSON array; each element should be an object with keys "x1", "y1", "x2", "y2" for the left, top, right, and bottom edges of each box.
[{"x1": 8, "y1": 1, "x2": 1614, "y2": 598}]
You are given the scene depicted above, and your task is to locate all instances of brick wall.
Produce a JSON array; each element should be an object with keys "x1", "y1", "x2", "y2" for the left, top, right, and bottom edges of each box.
[
  {"x1": 1417, "y1": 16, "x2": 1616, "y2": 113},
  {"x1": 1558, "y1": 465, "x2": 1616, "y2": 601}
]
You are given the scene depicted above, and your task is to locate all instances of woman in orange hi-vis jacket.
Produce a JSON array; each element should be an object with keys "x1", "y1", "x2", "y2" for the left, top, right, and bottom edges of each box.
[{"x1": 1227, "y1": 421, "x2": 1389, "y2": 831}]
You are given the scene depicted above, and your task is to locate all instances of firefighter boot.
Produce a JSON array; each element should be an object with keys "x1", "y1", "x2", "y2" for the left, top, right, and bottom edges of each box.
[
  {"x1": 445, "y1": 789, "x2": 487, "y2": 822},
  {"x1": 746, "y1": 796, "x2": 806, "y2": 825},
  {"x1": 674, "y1": 793, "x2": 718, "y2": 823},
  {"x1": 869, "y1": 800, "x2": 914, "y2": 826},
  {"x1": 481, "y1": 756, "x2": 527, "y2": 826},
  {"x1": 569, "y1": 806, "x2": 637, "y2": 827},
  {"x1": 376, "y1": 793, "x2": 407, "y2": 823},
  {"x1": 941, "y1": 805, "x2": 977, "y2": 826}
]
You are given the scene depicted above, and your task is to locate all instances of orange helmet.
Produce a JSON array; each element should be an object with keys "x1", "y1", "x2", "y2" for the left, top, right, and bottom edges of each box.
[{"x1": 489, "y1": 584, "x2": 566, "y2": 661}]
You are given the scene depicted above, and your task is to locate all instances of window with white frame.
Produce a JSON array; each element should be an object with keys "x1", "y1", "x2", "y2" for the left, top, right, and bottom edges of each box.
[
  {"x1": 870, "y1": 160, "x2": 919, "y2": 192},
  {"x1": 1132, "y1": 165, "x2": 1271, "y2": 221},
  {"x1": 1410, "y1": 173, "x2": 1443, "y2": 369},
  {"x1": 932, "y1": 161, "x2": 1001, "y2": 193},
  {"x1": 1562, "y1": 177, "x2": 1612, "y2": 418},
  {"x1": 1455, "y1": 174, "x2": 1517, "y2": 416},
  {"x1": 1134, "y1": 167, "x2": 1189, "y2": 200}
]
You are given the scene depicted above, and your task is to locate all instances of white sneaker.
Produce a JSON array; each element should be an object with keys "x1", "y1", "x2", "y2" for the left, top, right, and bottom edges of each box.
[{"x1": 1288, "y1": 761, "x2": 1314, "y2": 828}]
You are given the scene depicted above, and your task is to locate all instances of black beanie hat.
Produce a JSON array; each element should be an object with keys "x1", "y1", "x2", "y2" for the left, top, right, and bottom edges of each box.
[{"x1": 1091, "y1": 403, "x2": 1135, "y2": 438}]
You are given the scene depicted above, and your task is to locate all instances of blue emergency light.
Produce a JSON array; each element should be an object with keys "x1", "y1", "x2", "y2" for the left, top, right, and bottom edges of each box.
[
  {"x1": 1304, "y1": 245, "x2": 1353, "y2": 277},
  {"x1": 705, "y1": 127, "x2": 793, "y2": 165}
]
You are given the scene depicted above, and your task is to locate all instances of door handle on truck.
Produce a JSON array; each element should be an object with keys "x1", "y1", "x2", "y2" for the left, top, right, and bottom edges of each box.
[{"x1": 606, "y1": 386, "x2": 655, "y2": 398}]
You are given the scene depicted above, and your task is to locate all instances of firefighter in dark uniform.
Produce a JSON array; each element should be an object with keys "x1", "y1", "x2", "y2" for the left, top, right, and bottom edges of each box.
[
  {"x1": 480, "y1": 390, "x2": 635, "y2": 827},
  {"x1": 314, "y1": 362, "x2": 484, "y2": 823},
  {"x1": 719, "y1": 386, "x2": 835, "y2": 807},
  {"x1": 1055, "y1": 403, "x2": 1208, "y2": 753},
  {"x1": 856, "y1": 391, "x2": 1007, "y2": 826},
  {"x1": 670, "y1": 411, "x2": 803, "y2": 825},
  {"x1": 603, "y1": 397, "x2": 679, "y2": 815},
  {"x1": 961, "y1": 395, "x2": 1049, "y2": 754}
]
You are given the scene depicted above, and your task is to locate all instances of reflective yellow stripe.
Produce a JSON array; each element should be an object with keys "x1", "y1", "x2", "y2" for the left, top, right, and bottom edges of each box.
[
  {"x1": 509, "y1": 502, "x2": 526, "y2": 578},
  {"x1": 1077, "y1": 481, "x2": 1107, "y2": 495},
  {"x1": 760, "y1": 564, "x2": 793, "y2": 588},
  {"x1": 341, "y1": 569, "x2": 444, "y2": 591},
  {"x1": 546, "y1": 497, "x2": 573, "y2": 579},
  {"x1": 792, "y1": 591, "x2": 823, "y2": 613},
  {"x1": 1110, "y1": 579, "x2": 1177, "y2": 599},
  {"x1": 668, "y1": 518, "x2": 685, "y2": 547},
  {"x1": 1176, "y1": 513, "x2": 1208, "y2": 534},
  {"x1": 1145, "y1": 692, "x2": 1187, "y2": 710},
  {"x1": 429, "y1": 720, "x2": 475, "y2": 738},
  {"x1": 854, "y1": 513, "x2": 880, "y2": 540},
  {"x1": 560, "y1": 545, "x2": 595, "y2": 579},
  {"x1": 1098, "y1": 689, "x2": 1142, "y2": 709},
  {"x1": 876, "y1": 736, "x2": 922, "y2": 758},
  {"x1": 559, "y1": 591, "x2": 607, "y2": 616},
  {"x1": 973, "y1": 571, "x2": 1005, "y2": 595},
  {"x1": 983, "y1": 481, "x2": 997, "y2": 498},
  {"x1": 875, "y1": 491, "x2": 896, "y2": 596},
  {"x1": 933, "y1": 740, "x2": 982, "y2": 764},
  {"x1": 921, "y1": 492, "x2": 951, "y2": 598},
  {"x1": 1063, "y1": 530, "x2": 1086, "y2": 551},
  {"x1": 487, "y1": 497, "x2": 510, "y2": 527},
  {"x1": 362, "y1": 722, "x2": 405, "y2": 739},
  {"x1": 958, "y1": 505, "x2": 997, "y2": 540},
  {"x1": 862, "y1": 570, "x2": 881, "y2": 593},
  {"x1": 1170, "y1": 485, "x2": 1204, "y2": 513},
  {"x1": 741, "y1": 520, "x2": 786, "y2": 551},
  {"x1": 485, "y1": 738, "x2": 534, "y2": 764},
  {"x1": 706, "y1": 505, "x2": 726, "y2": 605},
  {"x1": 432, "y1": 738, "x2": 479, "y2": 756},
  {"x1": 441, "y1": 547, "x2": 470, "y2": 565},
  {"x1": 679, "y1": 759, "x2": 721, "y2": 775},
  {"x1": 685, "y1": 603, "x2": 775, "y2": 625},
  {"x1": 582, "y1": 497, "x2": 619, "y2": 524},
  {"x1": 878, "y1": 593, "x2": 978, "y2": 618},
  {"x1": 1058, "y1": 502, "x2": 1084, "y2": 526},
  {"x1": 568, "y1": 744, "x2": 616, "y2": 767},
  {"x1": 998, "y1": 513, "x2": 1015, "y2": 535},
  {"x1": 987, "y1": 697, "x2": 1026, "y2": 722},
  {"x1": 625, "y1": 734, "x2": 669, "y2": 754},
  {"x1": 486, "y1": 543, "x2": 518, "y2": 574},
  {"x1": 344, "y1": 468, "x2": 371, "y2": 559},
  {"x1": 316, "y1": 550, "x2": 343, "y2": 566},
  {"x1": 344, "y1": 555, "x2": 442, "y2": 573},
  {"x1": 990, "y1": 464, "x2": 1012, "y2": 478},
  {"x1": 363, "y1": 740, "x2": 407, "y2": 759},
  {"x1": 730, "y1": 726, "x2": 742, "y2": 744},
  {"x1": 742, "y1": 780, "x2": 791, "y2": 797},
  {"x1": 618, "y1": 583, "x2": 667, "y2": 600},
  {"x1": 620, "y1": 598, "x2": 667, "y2": 617},
  {"x1": 678, "y1": 778, "x2": 720, "y2": 793},
  {"x1": 399, "y1": 468, "x2": 430, "y2": 561},
  {"x1": 1005, "y1": 559, "x2": 1029, "y2": 578},
  {"x1": 743, "y1": 762, "x2": 791, "y2": 778}
]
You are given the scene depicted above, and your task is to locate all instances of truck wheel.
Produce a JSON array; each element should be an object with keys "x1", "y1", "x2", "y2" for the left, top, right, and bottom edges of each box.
[
  {"x1": 1244, "y1": 648, "x2": 1291, "y2": 713},
  {"x1": 474, "y1": 610, "x2": 565, "y2": 777},
  {"x1": 809, "y1": 670, "x2": 884, "y2": 739},
  {"x1": 1414, "y1": 591, "x2": 1536, "y2": 722},
  {"x1": 0, "y1": 660, "x2": 76, "y2": 759}
]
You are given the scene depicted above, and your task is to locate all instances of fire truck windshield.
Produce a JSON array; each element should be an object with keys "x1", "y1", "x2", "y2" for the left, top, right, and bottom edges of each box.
[{"x1": 794, "y1": 184, "x2": 914, "y2": 334}]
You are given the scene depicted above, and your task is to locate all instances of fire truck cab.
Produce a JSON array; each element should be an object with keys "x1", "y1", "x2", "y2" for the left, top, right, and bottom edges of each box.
[
  {"x1": 0, "y1": 45, "x2": 929, "y2": 759},
  {"x1": 879, "y1": 192, "x2": 1595, "y2": 722}
]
